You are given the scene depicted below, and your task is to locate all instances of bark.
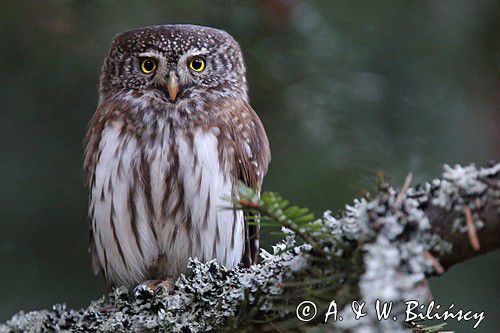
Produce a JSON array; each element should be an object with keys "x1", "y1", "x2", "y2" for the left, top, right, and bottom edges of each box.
[{"x1": 428, "y1": 200, "x2": 499, "y2": 271}]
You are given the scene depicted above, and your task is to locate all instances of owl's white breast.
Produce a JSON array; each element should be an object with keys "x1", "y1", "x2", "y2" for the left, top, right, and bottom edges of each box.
[{"x1": 91, "y1": 117, "x2": 244, "y2": 287}]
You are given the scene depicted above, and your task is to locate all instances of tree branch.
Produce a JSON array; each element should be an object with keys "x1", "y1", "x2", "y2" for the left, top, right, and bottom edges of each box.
[
  {"x1": 1, "y1": 163, "x2": 498, "y2": 333},
  {"x1": 427, "y1": 199, "x2": 499, "y2": 271}
]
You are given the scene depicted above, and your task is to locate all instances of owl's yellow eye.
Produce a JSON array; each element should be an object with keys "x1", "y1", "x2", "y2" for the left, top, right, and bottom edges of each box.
[
  {"x1": 188, "y1": 57, "x2": 205, "y2": 72},
  {"x1": 140, "y1": 58, "x2": 157, "y2": 74}
]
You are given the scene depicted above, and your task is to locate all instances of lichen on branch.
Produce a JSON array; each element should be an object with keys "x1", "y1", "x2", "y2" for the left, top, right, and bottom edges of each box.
[{"x1": 1, "y1": 163, "x2": 498, "y2": 333}]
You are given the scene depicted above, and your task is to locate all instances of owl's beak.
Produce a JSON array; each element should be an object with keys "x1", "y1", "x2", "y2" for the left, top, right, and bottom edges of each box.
[{"x1": 167, "y1": 71, "x2": 179, "y2": 101}]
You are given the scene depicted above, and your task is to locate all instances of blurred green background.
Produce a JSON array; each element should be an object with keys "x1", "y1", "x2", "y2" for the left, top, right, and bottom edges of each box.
[{"x1": 0, "y1": 1, "x2": 498, "y2": 331}]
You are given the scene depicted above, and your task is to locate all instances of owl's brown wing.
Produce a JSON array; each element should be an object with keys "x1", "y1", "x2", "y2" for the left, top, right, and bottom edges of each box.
[
  {"x1": 226, "y1": 100, "x2": 270, "y2": 267},
  {"x1": 83, "y1": 101, "x2": 117, "y2": 277}
]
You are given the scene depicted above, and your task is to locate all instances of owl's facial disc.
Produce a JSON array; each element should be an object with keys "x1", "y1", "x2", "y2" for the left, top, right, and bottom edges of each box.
[
  {"x1": 136, "y1": 50, "x2": 206, "y2": 102},
  {"x1": 102, "y1": 25, "x2": 249, "y2": 103}
]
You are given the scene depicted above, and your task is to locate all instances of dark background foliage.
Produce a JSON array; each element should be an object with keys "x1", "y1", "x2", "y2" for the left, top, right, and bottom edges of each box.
[{"x1": 0, "y1": 1, "x2": 498, "y2": 331}]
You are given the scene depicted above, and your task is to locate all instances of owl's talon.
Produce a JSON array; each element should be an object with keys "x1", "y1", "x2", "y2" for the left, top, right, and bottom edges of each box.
[
  {"x1": 155, "y1": 278, "x2": 175, "y2": 294},
  {"x1": 139, "y1": 279, "x2": 162, "y2": 292},
  {"x1": 139, "y1": 278, "x2": 175, "y2": 295}
]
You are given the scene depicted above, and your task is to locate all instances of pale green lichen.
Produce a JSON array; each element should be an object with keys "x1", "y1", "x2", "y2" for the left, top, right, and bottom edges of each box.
[
  {"x1": 1, "y1": 238, "x2": 300, "y2": 333},
  {"x1": 1, "y1": 163, "x2": 497, "y2": 332}
]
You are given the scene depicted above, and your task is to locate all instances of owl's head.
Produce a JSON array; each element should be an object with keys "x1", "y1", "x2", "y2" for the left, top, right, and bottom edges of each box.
[{"x1": 100, "y1": 25, "x2": 248, "y2": 105}]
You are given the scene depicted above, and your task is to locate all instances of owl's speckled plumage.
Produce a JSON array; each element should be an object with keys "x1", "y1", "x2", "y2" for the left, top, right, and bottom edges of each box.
[{"x1": 84, "y1": 25, "x2": 270, "y2": 288}]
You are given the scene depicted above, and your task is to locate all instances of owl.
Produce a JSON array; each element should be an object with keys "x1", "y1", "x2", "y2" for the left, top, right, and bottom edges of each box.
[{"x1": 84, "y1": 25, "x2": 270, "y2": 289}]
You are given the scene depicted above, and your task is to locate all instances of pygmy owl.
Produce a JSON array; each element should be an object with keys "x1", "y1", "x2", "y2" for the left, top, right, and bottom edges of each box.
[{"x1": 84, "y1": 25, "x2": 270, "y2": 288}]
